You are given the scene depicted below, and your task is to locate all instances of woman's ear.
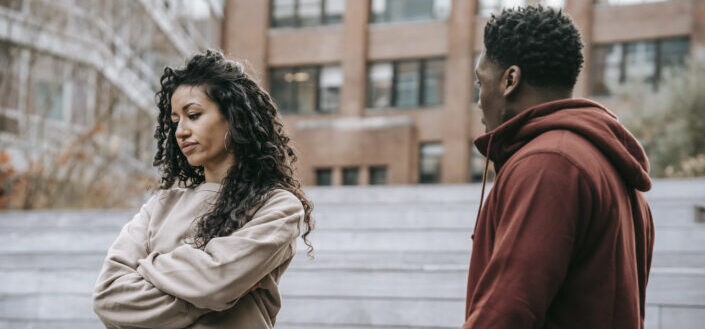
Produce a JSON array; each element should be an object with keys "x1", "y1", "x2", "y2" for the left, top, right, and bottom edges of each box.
[{"x1": 501, "y1": 65, "x2": 521, "y2": 98}]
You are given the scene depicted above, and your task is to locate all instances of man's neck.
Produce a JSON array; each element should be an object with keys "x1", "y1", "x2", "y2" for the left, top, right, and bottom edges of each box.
[{"x1": 510, "y1": 88, "x2": 573, "y2": 117}]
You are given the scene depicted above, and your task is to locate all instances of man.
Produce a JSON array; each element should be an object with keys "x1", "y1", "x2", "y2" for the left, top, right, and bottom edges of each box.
[{"x1": 465, "y1": 6, "x2": 654, "y2": 329}]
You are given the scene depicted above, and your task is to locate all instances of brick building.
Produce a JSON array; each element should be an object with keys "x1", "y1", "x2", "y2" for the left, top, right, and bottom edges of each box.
[{"x1": 222, "y1": 0, "x2": 704, "y2": 186}]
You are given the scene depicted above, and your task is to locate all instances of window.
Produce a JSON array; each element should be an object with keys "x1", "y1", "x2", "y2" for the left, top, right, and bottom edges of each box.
[
  {"x1": 367, "y1": 58, "x2": 445, "y2": 109},
  {"x1": 470, "y1": 146, "x2": 485, "y2": 183},
  {"x1": 477, "y1": 0, "x2": 564, "y2": 17},
  {"x1": 371, "y1": 0, "x2": 451, "y2": 23},
  {"x1": 590, "y1": 37, "x2": 690, "y2": 96},
  {"x1": 0, "y1": 41, "x2": 20, "y2": 110},
  {"x1": 624, "y1": 41, "x2": 657, "y2": 85},
  {"x1": 34, "y1": 81, "x2": 64, "y2": 120},
  {"x1": 271, "y1": 0, "x2": 346, "y2": 28},
  {"x1": 595, "y1": 0, "x2": 667, "y2": 5},
  {"x1": 539, "y1": 0, "x2": 565, "y2": 8},
  {"x1": 395, "y1": 61, "x2": 421, "y2": 108},
  {"x1": 342, "y1": 167, "x2": 359, "y2": 185},
  {"x1": 324, "y1": 0, "x2": 345, "y2": 24},
  {"x1": 369, "y1": 166, "x2": 387, "y2": 185},
  {"x1": 0, "y1": 113, "x2": 19, "y2": 134},
  {"x1": 477, "y1": 0, "x2": 524, "y2": 17},
  {"x1": 316, "y1": 168, "x2": 332, "y2": 185},
  {"x1": 368, "y1": 62, "x2": 393, "y2": 108},
  {"x1": 419, "y1": 142, "x2": 443, "y2": 184},
  {"x1": 660, "y1": 37, "x2": 690, "y2": 78},
  {"x1": 423, "y1": 59, "x2": 445, "y2": 106},
  {"x1": 319, "y1": 65, "x2": 343, "y2": 112},
  {"x1": 0, "y1": 0, "x2": 22, "y2": 11},
  {"x1": 270, "y1": 65, "x2": 341, "y2": 114}
]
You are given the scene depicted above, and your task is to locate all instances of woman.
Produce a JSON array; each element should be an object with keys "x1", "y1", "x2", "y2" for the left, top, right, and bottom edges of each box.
[{"x1": 92, "y1": 50, "x2": 313, "y2": 329}]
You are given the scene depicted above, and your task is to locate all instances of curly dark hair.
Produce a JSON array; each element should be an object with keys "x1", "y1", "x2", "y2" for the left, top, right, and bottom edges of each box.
[
  {"x1": 484, "y1": 5, "x2": 584, "y2": 89},
  {"x1": 153, "y1": 49, "x2": 313, "y2": 255}
]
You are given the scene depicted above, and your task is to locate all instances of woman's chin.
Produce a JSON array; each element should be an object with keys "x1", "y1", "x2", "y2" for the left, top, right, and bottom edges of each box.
[{"x1": 185, "y1": 156, "x2": 202, "y2": 167}]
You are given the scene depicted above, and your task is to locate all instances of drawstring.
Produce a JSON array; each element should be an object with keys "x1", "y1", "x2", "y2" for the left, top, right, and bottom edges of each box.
[{"x1": 472, "y1": 134, "x2": 493, "y2": 240}]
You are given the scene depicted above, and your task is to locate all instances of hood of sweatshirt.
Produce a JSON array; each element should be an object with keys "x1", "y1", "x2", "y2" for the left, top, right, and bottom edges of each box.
[{"x1": 473, "y1": 98, "x2": 651, "y2": 192}]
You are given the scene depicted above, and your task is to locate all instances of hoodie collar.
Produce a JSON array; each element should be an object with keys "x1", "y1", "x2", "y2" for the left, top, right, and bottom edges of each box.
[{"x1": 473, "y1": 98, "x2": 651, "y2": 191}]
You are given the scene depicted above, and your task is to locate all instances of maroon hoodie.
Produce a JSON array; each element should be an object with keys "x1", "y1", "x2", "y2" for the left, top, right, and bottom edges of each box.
[{"x1": 463, "y1": 99, "x2": 654, "y2": 328}]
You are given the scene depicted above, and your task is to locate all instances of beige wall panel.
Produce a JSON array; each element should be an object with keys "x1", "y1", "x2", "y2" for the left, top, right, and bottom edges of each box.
[
  {"x1": 592, "y1": 1, "x2": 692, "y2": 44},
  {"x1": 222, "y1": 0, "x2": 270, "y2": 84},
  {"x1": 359, "y1": 109, "x2": 445, "y2": 141},
  {"x1": 368, "y1": 23, "x2": 448, "y2": 60},
  {"x1": 268, "y1": 28, "x2": 344, "y2": 66},
  {"x1": 693, "y1": 0, "x2": 705, "y2": 61},
  {"x1": 291, "y1": 125, "x2": 417, "y2": 185},
  {"x1": 473, "y1": 18, "x2": 488, "y2": 53}
]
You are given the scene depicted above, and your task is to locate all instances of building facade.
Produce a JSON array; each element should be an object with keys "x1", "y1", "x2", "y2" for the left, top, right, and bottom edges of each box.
[
  {"x1": 0, "y1": 0, "x2": 224, "y2": 207},
  {"x1": 222, "y1": 0, "x2": 704, "y2": 186}
]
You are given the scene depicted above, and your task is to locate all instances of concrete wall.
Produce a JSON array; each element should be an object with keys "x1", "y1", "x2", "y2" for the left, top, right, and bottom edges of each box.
[{"x1": 1, "y1": 179, "x2": 705, "y2": 328}]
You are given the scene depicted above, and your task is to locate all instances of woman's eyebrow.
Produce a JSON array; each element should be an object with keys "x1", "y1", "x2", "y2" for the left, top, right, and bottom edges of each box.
[
  {"x1": 171, "y1": 102, "x2": 201, "y2": 117},
  {"x1": 182, "y1": 102, "x2": 200, "y2": 111}
]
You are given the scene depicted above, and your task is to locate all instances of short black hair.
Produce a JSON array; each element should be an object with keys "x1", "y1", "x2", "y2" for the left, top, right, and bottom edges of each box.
[{"x1": 484, "y1": 5, "x2": 584, "y2": 89}]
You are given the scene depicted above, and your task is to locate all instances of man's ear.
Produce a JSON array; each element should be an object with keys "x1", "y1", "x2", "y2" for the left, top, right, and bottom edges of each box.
[{"x1": 500, "y1": 65, "x2": 521, "y2": 98}]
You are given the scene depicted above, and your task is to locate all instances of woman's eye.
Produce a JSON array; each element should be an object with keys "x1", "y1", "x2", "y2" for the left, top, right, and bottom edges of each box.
[{"x1": 188, "y1": 113, "x2": 201, "y2": 120}]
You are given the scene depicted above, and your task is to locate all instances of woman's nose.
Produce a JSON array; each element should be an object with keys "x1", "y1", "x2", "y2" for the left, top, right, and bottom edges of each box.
[{"x1": 175, "y1": 122, "x2": 190, "y2": 138}]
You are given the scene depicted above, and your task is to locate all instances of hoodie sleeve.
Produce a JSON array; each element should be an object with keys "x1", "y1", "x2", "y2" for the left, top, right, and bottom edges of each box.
[
  {"x1": 464, "y1": 152, "x2": 592, "y2": 328},
  {"x1": 92, "y1": 194, "x2": 210, "y2": 329},
  {"x1": 136, "y1": 189, "x2": 303, "y2": 311}
]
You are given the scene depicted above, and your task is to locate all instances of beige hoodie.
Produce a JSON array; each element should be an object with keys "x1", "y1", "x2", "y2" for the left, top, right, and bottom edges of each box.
[{"x1": 92, "y1": 183, "x2": 303, "y2": 328}]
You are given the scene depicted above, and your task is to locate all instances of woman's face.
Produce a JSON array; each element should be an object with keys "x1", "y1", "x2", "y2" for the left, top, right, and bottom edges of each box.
[{"x1": 170, "y1": 85, "x2": 233, "y2": 169}]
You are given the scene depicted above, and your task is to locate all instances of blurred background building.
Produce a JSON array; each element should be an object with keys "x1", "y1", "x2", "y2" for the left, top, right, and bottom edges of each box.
[
  {"x1": 1, "y1": 1, "x2": 704, "y2": 329},
  {"x1": 1, "y1": 0, "x2": 703, "y2": 205},
  {"x1": 222, "y1": 0, "x2": 703, "y2": 186},
  {"x1": 0, "y1": 0, "x2": 224, "y2": 208}
]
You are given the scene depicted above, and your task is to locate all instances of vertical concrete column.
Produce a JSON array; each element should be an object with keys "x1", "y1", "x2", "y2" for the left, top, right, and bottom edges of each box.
[
  {"x1": 18, "y1": 49, "x2": 30, "y2": 136},
  {"x1": 332, "y1": 167, "x2": 343, "y2": 186},
  {"x1": 222, "y1": 0, "x2": 271, "y2": 86},
  {"x1": 441, "y1": 0, "x2": 475, "y2": 183},
  {"x1": 359, "y1": 165, "x2": 370, "y2": 186},
  {"x1": 692, "y1": 0, "x2": 705, "y2": 62},
  {"x1": 339, "y1": 0, "x2": 370, "y2": 117},
  {"x1": 564, "y1": 0, "x2": 594, "y2": 98}
]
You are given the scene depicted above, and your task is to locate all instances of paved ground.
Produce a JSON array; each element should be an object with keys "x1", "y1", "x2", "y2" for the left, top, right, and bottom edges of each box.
[{"x1": 1, "y1": 178, "x2": 704, "y2": 328}]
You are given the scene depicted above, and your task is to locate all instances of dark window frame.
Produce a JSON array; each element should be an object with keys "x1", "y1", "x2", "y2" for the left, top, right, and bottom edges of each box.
[
  {"x1": 369, "y1": 165, "x2": 387, "y2": 185},
  {"x1": 418, "y1": 142, "x2": 443, "y2": 184},
  {"x1": 367, "y1": 57, "x2": 445, "y2": 110},
  {"x1": 590, "y1": 36, "x2": 690, "y2": 96},
  {"x1": 315, "y1": 167, "x2": 333, "y2": 186},
  {"x1": 369, "y1": 0, "x2": 450, "y2": 24},
  {"x1": 270, "y1": 0, "x2": 345, "y2": 28},
  {"x1": 270, "y1": 65, "x2": 342, "y2": 115},
  {"x1": 342, "y1": 166, "x2": 360, "y2": 185}
]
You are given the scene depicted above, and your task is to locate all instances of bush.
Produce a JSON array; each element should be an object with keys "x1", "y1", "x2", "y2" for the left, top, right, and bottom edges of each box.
[{"x1": 618, "y1": 56, "x2": 705, "y2": 178}]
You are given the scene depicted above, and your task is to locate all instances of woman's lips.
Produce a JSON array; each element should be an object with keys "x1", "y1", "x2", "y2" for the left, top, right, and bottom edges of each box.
[{"x1": 182, "y1": 143, "x2": 197, "y2": 154}]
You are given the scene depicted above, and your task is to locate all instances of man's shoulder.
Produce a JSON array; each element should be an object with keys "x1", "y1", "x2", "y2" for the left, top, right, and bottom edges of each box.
[{"x1": 509, "y1": 130, "x2": 608, "y2": 176}]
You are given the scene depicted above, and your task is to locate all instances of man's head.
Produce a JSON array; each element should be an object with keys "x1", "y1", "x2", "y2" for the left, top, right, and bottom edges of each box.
[{"x1": 475, "y1": 6, "x2": 584, "y2": 132}]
